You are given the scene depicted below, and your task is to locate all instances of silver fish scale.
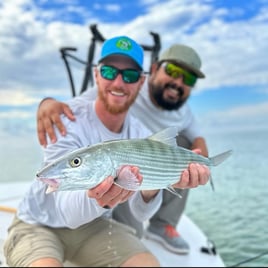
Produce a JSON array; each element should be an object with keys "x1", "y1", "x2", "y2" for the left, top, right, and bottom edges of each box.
[{"x1": 101, "y1": 139, "x2": 210, "y2": 190}]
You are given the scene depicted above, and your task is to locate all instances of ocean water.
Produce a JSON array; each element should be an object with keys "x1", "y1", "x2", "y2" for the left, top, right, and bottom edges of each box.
[
  {"x1": 0, "y1": 124, "x2": 268, "y2": 267},
  {"x1": 185, "y1": 126, "x2": 268, "y2": 267}
]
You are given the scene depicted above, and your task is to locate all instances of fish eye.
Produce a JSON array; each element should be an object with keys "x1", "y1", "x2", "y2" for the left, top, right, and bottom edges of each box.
[{"x1": 69, "y1": 157, "x2": 82, "y2": 167}]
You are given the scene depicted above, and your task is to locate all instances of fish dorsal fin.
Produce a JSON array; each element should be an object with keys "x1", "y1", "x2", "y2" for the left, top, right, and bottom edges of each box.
[{"x1": 147, "y1": 126, "x2": 179, "y2": 147}]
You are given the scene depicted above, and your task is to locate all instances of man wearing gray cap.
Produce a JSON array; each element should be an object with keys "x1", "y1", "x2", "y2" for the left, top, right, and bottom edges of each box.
[{"x1": 36, "y1": 43, "x2": 208, "y2": 255}]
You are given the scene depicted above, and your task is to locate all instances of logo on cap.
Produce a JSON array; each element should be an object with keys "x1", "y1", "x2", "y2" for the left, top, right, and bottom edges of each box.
[{"x1": 116, "y1": 38, "x2": 132, "y2": 51}]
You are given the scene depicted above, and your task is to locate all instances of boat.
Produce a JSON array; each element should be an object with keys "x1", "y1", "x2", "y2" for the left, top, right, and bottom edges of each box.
[{"x1": 0, "y1": 181, "x2": 225, "y2": 267}]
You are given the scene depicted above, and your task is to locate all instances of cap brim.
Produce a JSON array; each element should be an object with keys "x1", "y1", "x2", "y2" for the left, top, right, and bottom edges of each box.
[{"x1": 99, "y1": 53, "x2": 143, "y2": 70}]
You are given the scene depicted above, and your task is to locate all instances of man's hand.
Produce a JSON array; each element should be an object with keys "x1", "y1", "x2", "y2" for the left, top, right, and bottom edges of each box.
[
  {"x1": 87, "y1": 156, "x2": 210, "y2": 208},
  {"x1": 87, "y1": 166, "x2": 142, "y2": 208},
  {"x1": 141, "y1": 158, "x2": 210, "y2": 200},
  {"x1": 173, "y1": 162, "x2": 210, "y2": 189},
  {"x1": 173, "y1": 148, "x2": 210, "y2": 189},
  {"x1": 37, "y1": 98, "x2": 75, "y2": 147}
]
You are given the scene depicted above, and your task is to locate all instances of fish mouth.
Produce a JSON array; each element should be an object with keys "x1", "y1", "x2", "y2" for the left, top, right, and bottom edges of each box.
[{"x1": 37, "y1": 177, "x2": 61, "y2": 194}]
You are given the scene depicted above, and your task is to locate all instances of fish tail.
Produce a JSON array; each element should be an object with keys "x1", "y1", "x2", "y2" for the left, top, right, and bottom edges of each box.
[{"x1": 209, "y1": 150, "x2": 233, "y2": 166}]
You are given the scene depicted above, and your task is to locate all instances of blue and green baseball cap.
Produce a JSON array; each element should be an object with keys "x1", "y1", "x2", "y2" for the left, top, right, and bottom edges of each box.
[{"x1": 99, "y1": 36, "x2": 144, "y2": 70}]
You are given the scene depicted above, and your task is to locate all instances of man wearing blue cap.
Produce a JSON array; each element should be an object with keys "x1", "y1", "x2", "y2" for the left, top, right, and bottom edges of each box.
[
  {"x1": 4, "y1": 36, "x2": 210, "y2": 267},
  {"x1": 36, "y1": 43, "x2": 209, "y2": 255}
]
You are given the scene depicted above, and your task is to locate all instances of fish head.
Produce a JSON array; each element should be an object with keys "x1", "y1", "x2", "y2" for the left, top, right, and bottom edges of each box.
[{"x1": 36, "y1": 146, "x2": 113, "y2": 193}]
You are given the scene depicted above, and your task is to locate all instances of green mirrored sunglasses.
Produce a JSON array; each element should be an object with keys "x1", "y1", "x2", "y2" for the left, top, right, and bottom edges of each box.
[{"x1": 162, "y1": 62, "x2": 197, "y2": 86}]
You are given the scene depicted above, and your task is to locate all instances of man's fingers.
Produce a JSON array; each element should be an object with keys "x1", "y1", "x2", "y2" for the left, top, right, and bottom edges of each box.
[
  {"x1": 198, "y1": 164, "x2": 210, "y2": 185},
  {"x1": 52, "y1": 114, "x2": 67, "y2": 136},
  {"x1": 175, "y1": 163, "x2": 210, "y2": 189},
  {"x1": 37, "y1": 99, "x2": 74, "y2": 146},
  {"x1": 103, "y1": 189, "x2": 134, "y2": 208},
  {"x1": 62, "y1": 105, "x2": 76, "y2": 121},
  {"x1": 120, "y1": 191, "x2": 134, "y2": 203},
  {"x1": 37, "y1": 119, "x2": 48, "y2": 147},
  {"x1": 177, "y1": 169, "x2": 190, "y2": 188},
  {"x1": 87, "y1": 176, "x2": 114, "y2": 199},
  {"x1": 87, "y1": 176, "x2": 135, "y2": 208},
  {"x1": 188, "y1": 163, "x2": 200, "y2": 188},
  {"x1": 192, "y1": 148, "x2": 202, "y2": 155},
  {"x1": 42, "y1": 117, "x2": 57, "y2": 144}
]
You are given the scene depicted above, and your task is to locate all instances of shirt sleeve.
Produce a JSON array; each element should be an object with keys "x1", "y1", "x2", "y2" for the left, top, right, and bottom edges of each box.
[
  {"x1": 41, "y1": 115, "x2": 109, "y2": 229},
  {"x1": 128, "y1": 191, "x2": 162, "y2": 222},
  {"x1": 53, "y1": 190, "x2": 109, "y2": 229},
  {"x1": 180, "y1": 108, "x2": 203, "y2": 142},
  {"x1": 67, "y1": 89, "x2": 97, "y2": 107}
]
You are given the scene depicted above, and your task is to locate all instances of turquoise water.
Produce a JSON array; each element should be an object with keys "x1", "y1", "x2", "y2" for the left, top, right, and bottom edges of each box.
[
  {"x1": 185, "y1": 127, "x2": 268, "y2": 267},
  {"x1": 1, "y1": 124, "x2": 268, "y2": 266}
]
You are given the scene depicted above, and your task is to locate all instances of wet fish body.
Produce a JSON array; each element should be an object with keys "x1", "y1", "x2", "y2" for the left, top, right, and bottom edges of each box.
[{"x1": 36, "y1": 127, "x2": 233, "y2": 193}]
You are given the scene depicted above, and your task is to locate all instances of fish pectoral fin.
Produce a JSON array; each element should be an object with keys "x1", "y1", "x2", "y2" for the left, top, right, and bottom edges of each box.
[
  {"x1": 114, "y1": 165, "x2": 141, "y2": 191},
  {"x1": 166, "y1": 186, "x2": 182, "y2": 198}
]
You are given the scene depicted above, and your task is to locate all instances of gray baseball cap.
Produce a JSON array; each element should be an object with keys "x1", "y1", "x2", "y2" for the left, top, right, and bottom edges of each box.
[{"x1": 159, "y1": 44, "x2": 205, "y2": 78}]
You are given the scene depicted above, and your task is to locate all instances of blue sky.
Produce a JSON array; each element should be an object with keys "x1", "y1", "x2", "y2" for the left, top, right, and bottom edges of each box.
[{"x1": 1, "y1": 0, "x2": 268, "y2": 135}]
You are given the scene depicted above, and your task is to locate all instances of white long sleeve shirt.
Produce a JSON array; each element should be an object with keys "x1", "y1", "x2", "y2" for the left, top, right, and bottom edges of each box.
[{"x1": 17, "y1": 98, "x2": 162, "y2": 229}]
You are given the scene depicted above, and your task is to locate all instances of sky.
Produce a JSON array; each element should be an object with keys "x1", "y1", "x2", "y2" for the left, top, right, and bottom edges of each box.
[{"x1": 1, "y1": 0, "x2": 268, "y2": 137}]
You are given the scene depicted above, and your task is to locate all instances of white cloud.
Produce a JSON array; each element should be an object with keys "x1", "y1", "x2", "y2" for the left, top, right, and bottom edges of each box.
[
  {"x1": 0, "y1": 90, "x2": 38, "y2": 106},
  {"x1": 104, "y1": 4, "x2": 121, "y2": 12},
  {"x1": 217, "y1": 101, "x2": 268, "y2": 118},
  {"x1": 0, "y1": 0, "x2": 268, "y2": 114},
  {"x1": 201, "y1": 101, "x2": 268, "y2": 132},
  {"x1": 0, "y1": 110, "x2": 33, "y2": 119}
]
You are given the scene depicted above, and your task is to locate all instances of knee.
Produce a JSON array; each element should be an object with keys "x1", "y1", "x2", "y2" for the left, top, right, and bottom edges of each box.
[
  {"x1": 29, "y1": 257, "x2": 63, "y2": 267},
  {"x1": 121, "y1": 252, "x2": 160, "y2": 267}
]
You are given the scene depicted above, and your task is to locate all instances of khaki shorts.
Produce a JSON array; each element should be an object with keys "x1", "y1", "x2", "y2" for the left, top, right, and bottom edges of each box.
[{"x1": 4, "y1": 215, "x2": 150, "y2": 267}]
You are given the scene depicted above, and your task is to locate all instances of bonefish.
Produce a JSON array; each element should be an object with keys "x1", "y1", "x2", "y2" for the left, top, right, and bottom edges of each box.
[{"x1": 36, "y1": 127, "x2": 232, "y2": 195}]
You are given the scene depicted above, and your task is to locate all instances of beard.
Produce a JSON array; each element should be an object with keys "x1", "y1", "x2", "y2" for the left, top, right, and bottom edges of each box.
[
  {"x1": 150, "y1": 82, "x2": 189, "y2": 111},
  {"x1": 98, "y1": 88, "x2": 139, "y2": 114}
]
